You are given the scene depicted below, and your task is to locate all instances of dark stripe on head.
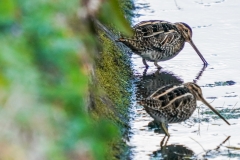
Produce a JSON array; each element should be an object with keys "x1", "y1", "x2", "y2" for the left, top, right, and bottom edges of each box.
[{"x1": 181, "y1": 22, "x2": 192, "y2": 36}]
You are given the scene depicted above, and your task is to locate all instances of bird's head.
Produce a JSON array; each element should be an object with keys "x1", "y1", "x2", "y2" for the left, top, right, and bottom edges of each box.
[
  {"x1": 184, "y1": 82, "x2": 230, "y2": 125},
  {"x1": 175, "y1": 22, "x2": 208, "y2": 65},
  {"x1": 184, "y1": 82, "x2": 202, "y2": 101},
  {"x1": 176, "y1": 22, "x2": 193, "y2": 42}
]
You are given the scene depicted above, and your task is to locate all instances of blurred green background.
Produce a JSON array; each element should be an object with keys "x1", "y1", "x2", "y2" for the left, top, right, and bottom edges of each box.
[{"x1": 0, "y1": 0, "x2": 133, "y2": 159}]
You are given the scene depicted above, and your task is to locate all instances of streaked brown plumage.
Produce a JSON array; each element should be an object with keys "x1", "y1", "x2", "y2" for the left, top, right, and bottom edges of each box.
[
  {"x1": 117, "y1": 20, "x2": 208, "y2": 68},
  {"x1": 139, "y1": 82, "x2": 230, "y2": 136}
]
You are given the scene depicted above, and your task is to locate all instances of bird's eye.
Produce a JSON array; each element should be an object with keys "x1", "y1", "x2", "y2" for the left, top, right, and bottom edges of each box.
[{"x1": 185, "y1": 29, "x2": 188, "y2": 32}]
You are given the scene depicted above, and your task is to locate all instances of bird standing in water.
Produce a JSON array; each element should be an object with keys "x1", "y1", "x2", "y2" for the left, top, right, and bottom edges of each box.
[
  {"x1": 117, "y1": 20, "x2": 208, "y2": 68},
  {"x1": 139, "y1": 82, "x2": 230, "y2": 136}
]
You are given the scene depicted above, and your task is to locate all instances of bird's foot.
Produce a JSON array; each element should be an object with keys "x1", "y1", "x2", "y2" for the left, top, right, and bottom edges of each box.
[
  {"x1": 142, "y1": 58, "x2": 149, "y2": 68},
  {"x1": 154, "y1": 62, "x2": 162, "y2": 69},
  {"x1": 160, "y1": 135, "x2": 170, "y2": 147}
]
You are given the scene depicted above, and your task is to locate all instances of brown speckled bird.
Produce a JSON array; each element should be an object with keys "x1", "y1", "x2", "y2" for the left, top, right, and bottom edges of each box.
[
  {"x1": 139, "y1": 82, "x2": 230, "y2": 136},
  {"x1": 117, "y1": 20, "x2": 208, "y2": 68}
]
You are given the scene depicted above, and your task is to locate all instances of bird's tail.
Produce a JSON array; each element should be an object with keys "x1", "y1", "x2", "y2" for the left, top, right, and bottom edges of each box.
[
  {"x1": 115, "y1": 38, "x2": 126, "y2": 42},
  {"x1": 137, "y1": 98, "x2": 147, "y2": 106}
]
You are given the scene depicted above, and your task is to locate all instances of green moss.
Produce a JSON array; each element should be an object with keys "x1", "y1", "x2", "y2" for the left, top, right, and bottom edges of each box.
[
  {"x1": 87, "y1": 1, "x2": 135, "y2": 159},
  {"x1": 91, "y1": 30, "x2": 132, "y2": 122},
  {"x1": 89, "y1": 29, "x2": 132, "y2": 159}
]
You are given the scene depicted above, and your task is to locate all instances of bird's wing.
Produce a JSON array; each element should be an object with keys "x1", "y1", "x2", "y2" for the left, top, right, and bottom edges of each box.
[
  {"x1": 140, "y1": 97, "x2": 163, "y2": 111},
  {"x1": 134, "y1": 20, "x2": 175, "y2": 34},
  {"x1": 133, "y1": 20, "x2": 181, "y2": 51},
  {"x1": 149, "y1": 84, "x2": 175, "y2": 98},
  {"x1": 133, "y1": 20, "x2": 178, "y2": 37}
]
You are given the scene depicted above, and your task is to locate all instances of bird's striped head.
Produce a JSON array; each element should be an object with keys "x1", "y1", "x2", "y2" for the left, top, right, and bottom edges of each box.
[
  {"x1": 184, "y1": 82, "x2": 202, "y2": 101},
  {"x1": 175, "y1": 22, "x2": 193, "y2": 42},
  {"x1": 175, "y1": 22, "x2": 208, "y2": 65}
]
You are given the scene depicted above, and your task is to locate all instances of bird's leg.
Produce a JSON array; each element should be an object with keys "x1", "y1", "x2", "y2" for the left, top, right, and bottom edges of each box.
[
  {"x1": 154, "y1": 61, "x2": 162, "y2": 69},
  {"x1": 154, "y1": 68, "x2": 161, "y2": 76},
  {"x1": 164, "y1": 136, "x2": 170, "y2": 146},
  {"x1": 143, "y1": 68, "x2": 148, "y2": 76},
  {"x1": 160, "y1": 135, "x2": 170, "y2": 156},
  {"x1": 142, "y1": 58, "x2": 149, "y2": 68},
  {"x1": 160, "y1": 136, "x2": 167, "y2": 147},
  {"x1": 159, "y1": 122, "x2": 170, "y2": 136}
]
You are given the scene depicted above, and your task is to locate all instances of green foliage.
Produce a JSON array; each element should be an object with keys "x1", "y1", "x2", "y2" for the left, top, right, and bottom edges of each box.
[
  {"x1": 0, "y1": 0, "x2": 133, "y2": 159},
  {"x1": 119, "y1": 0, "x2": 135, "y2": 22},
  {"x1": 0, "y1": 0, "x2": 15, "y2": 26},
  {"x1": 99, "y1": 0, "x2": 133, "y2": 35}
]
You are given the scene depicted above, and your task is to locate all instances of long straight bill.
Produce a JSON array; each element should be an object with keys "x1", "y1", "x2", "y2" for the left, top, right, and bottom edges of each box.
[
  {"x1": 189, "y1": 40, "x2": 208, "y2": 65},
  {"x1": 201, "y1": 97, "x2": 230, "y2": 125}
]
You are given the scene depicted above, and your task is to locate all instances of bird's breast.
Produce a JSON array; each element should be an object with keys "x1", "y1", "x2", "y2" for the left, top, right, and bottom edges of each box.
[{"x1": 139, "y1": 40, "x2": 185, "y2": 62}]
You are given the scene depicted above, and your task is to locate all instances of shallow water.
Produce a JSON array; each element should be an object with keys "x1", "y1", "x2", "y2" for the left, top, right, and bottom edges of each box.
[{"x1": 129, "y1": 0, "x2": 240, "y2": 159}]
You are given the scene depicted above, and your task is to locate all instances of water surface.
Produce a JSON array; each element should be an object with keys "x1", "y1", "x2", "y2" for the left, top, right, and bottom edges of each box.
[{"x1": 129, "y1": 0, "x2": 240, "y2": 159}]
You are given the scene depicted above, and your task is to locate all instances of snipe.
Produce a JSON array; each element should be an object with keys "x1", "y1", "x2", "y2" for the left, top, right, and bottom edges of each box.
[
  {"x1": 139, "y1": 82, "x2": 230, "y2": 136},
  {"x1": 117, "y1": 20, "x2": 208, "y2": 68}
]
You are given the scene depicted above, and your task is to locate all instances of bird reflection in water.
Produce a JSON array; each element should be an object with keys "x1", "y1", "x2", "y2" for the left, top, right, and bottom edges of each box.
[
  {"x1": 152, "y1": 136, "x2": 194, "y2": 160},
  {"x1": 193, "y1": 65, "x2": 207, "y2": 83},
  {"x1": 137, "y1": 65, "x2": 207, "y2": 101},
  {"x1": 136, "y1": 68, "x2": 183, "y2": 101},
  {"x1": 150, "y1": 136, "x2": 231, "y2": 160}
]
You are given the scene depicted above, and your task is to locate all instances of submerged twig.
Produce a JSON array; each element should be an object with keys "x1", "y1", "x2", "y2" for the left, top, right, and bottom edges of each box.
[
  {"x1": 174, "y1": 0, "x2": 182, "y2": 10},
  {"x1": 230, "y1": 102, "x2": 238, "y2": 112},
  {"x1": 189, "y1": 137, "x2": 206, "y2": 152},
  {"x1": 222, "y1": 102, "x2": 225, "y2": 108},
  {"x1": 224, "y1": 146, "x2": 240, "y2": 150},
  {"x1": 204, "y1": 136, "x2": 231, "y2": 157},
  {"x1": 215, "y1": 136, "x2": 231, "y2": 150}
]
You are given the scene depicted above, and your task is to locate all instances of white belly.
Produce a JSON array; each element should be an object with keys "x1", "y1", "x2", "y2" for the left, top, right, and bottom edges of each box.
[{"x1": 140, "y1": 50, "x2": 180, "y2": 62}]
